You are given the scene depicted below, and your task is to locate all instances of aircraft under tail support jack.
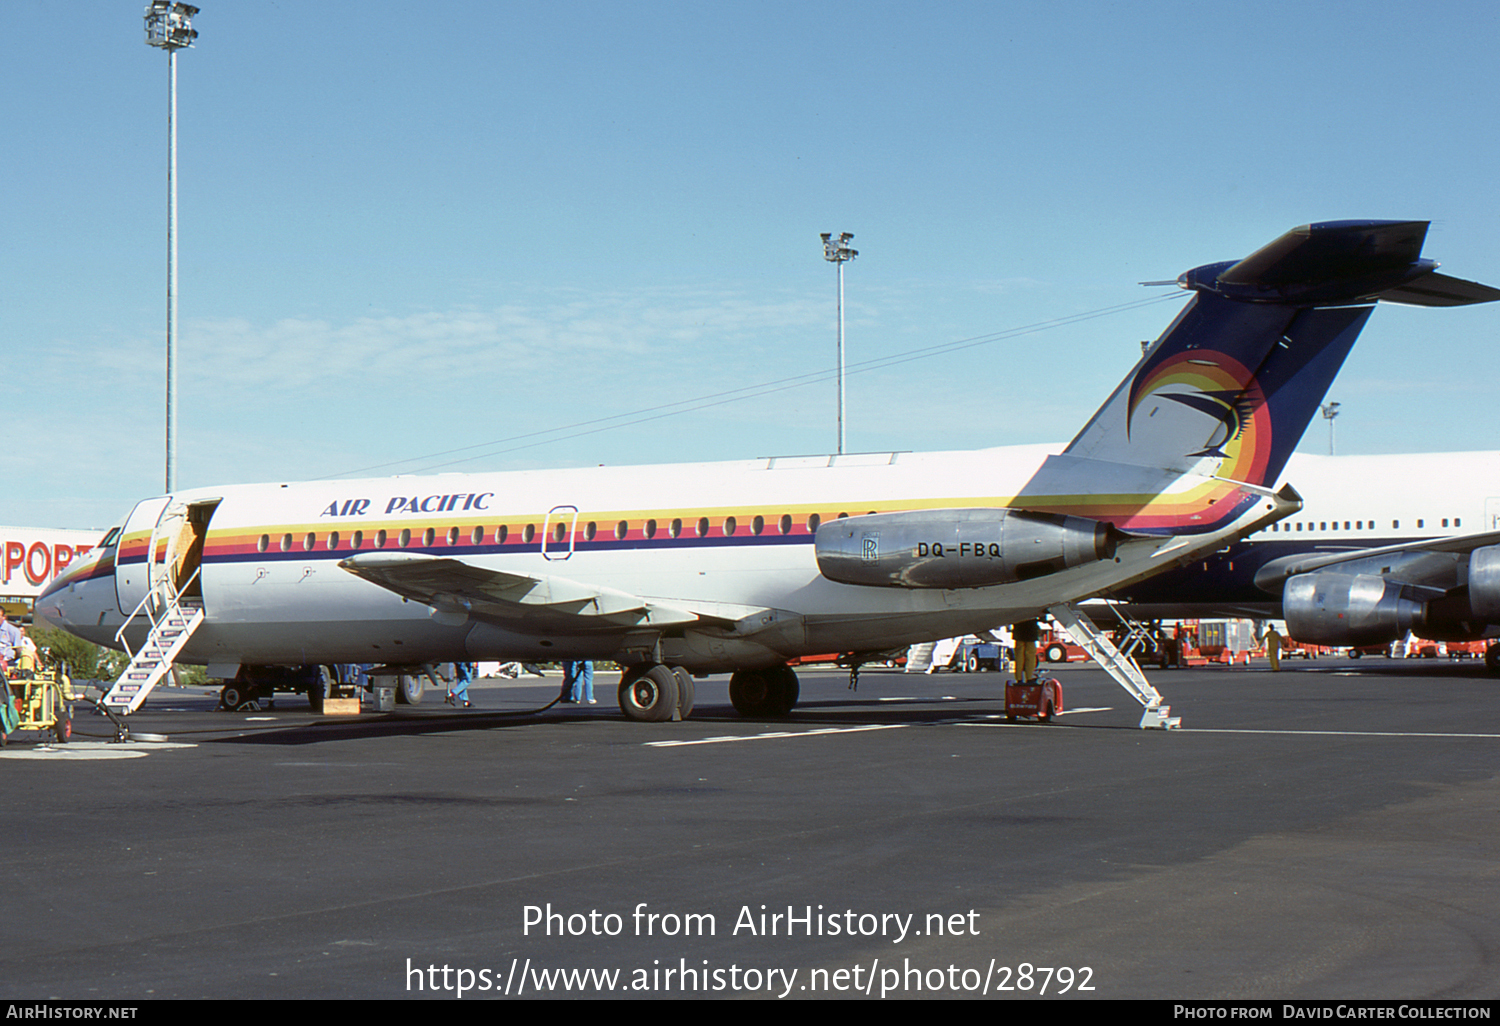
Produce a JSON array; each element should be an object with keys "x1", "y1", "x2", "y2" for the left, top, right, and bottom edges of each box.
[{"x1": 37, "y1": 220, "x2": 1499, "y2": 728}]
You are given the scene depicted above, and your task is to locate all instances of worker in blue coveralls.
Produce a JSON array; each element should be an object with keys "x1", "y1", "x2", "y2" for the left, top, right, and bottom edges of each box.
[
  {"x1": 561, "y1": 660, "x2": 595, "y2": 704},
  {"x1": 447, "y1": 661, "x2": 475, "y2": 708}
]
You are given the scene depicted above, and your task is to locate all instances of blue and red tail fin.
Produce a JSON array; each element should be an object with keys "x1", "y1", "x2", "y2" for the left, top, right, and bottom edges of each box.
[{"x1": 1013, "y1": 220, "x2": 1498, "y2": 534}]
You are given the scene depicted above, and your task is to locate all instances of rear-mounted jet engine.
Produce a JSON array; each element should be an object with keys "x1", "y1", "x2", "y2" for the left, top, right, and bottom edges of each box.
[{"x1": 814, "y1": 508, "x2": 1118, "y2": 589}]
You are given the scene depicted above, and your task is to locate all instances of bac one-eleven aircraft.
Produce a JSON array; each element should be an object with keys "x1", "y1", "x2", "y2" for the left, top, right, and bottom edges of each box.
[{"x1": 38, "y1": 221, "x2": 1500, "y2": 727}]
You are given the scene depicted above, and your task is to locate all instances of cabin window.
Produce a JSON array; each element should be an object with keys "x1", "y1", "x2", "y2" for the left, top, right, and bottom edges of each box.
[
  {"x1": 376, "y1": 530, "x2": 388, "y2": 548},
  {"x1": 523, "y1": 524, "x2": 535, "y2": 544},
  {"x1": 471, "y1": 527, "x2": 484, "y2": 545},
  {"x1": 351, "y1": 531, "x2": 364, "y2": 549},
  {"x1": 696, "y1": 517, "x2": 710, "y2": 537},
  {"x1": 807, "y1": 513, "x2": 821, "y2": 533},
  {"x1": 280, "y1": 533, "x2": 293, "y2": 552},
  {"x1": 327, "y1": 531, "x2": 340, "y2": 550},
  {"x1": 670, "y1": 518, "x2": 683, "y2": 539},
  {"x1": 1417, "y1": 520, "x2": 1424, "y2": 529},
  {"x1": 615, "y1": 521, "x2": 628, "y2": 540},
  {"x1": 1456, "y1": 518, "x2": 1462, "y2": 527},
  {"x1": 552, "y1": 522, "x2": 567, "y2": 544},
  {"x1": 422, "y1": 528, "x2": 435, "y2": 547},
  {"x1": 257, "y1": 534, "x2": 270, "y2": 553},
  {"x1": 497, "y1": 525, "x2": 508, "y2": 544},
  {"x1": 584, "y1": 521, "x2": 597, "y2": 542},
  {"x1": 752, "y1": 515, "x2": 764, "y2": 536},
  {"x1": 1392, "y1": 521, "x2": 1400, "y2": 530},
  {"x1": 304, "y1": 532, "x2": 316, "y2": 551},
  {"x1": 724, "y1": 516, "x2": 737, "y2": 536},
  {"x1": 447, "y1": 527, "x2": 459, "y2": 546},
  {"x1": 399, "y1": 529, "x2": 412, "y2": 548},
  {"x1": 645, "y1": 520, "x2": 657, "y2": 539},
  {"x1": 837, "y1": 512, "x2": 849, "y2": 519},
  {"x1": 779, "y1": 514, "x2": 792, "y2": 535}
]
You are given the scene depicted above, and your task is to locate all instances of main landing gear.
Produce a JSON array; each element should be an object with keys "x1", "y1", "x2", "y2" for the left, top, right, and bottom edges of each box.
[
  {"x1": 617, "y1": 664, "x2": 696, "y2": 722},
  {"x1": 613, "y1": 664, "x2": 802, "y2": 720},
  {"x1": 728, "y1": 665, "x2": 799, "y2": 718}
]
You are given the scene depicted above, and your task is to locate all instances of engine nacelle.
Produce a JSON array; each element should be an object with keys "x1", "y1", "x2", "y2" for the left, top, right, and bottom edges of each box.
[
  {"x1": 1283, "y1": 571, "x2": 1424, "y2": 646},
  {"x1": 814, "y1": 508, "x2": 1117, "y2": 589},
  {"x1": 1468, "y1": 545, "x2": 1500, "y2": 622}
]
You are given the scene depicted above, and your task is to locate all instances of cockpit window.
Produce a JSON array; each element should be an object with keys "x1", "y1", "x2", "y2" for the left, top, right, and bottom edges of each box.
[{"x1": 100, "y1": 526, "x2": 123, "y2": 549}]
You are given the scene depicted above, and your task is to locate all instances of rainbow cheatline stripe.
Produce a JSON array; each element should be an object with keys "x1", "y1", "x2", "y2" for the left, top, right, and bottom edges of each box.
[{"x1": 1127, "y1": 348, "x2": 1273, "y2": 489}]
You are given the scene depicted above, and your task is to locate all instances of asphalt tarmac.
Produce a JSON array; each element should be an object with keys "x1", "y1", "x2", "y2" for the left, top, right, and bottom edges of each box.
[{"x1": 2, "y1": 658, "x2": 1497, "y2": 1001}]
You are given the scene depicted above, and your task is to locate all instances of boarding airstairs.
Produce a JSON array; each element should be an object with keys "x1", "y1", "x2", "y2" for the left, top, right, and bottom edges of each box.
[
  {"x1": 101, "y1": 569, "x2": 205, "y2": 715},
  {"x1": 1048, "y1": 603, "x2": 1180, "y2": 729}
]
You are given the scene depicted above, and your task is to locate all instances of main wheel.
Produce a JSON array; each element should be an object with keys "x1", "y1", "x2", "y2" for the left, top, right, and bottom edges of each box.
[
  {"x1": 619, "y1": 664, "x2": 679, "y2": 722},
  {"x1": 1044, "y1": 643, "x2": 1067, "y2": 663},
  {"x1": 729, "y1": 666, "x2": 799, "y2": 717},
  {"x1": 965, "y1": 653, "x2": 979, "y2": 673},
  {"x1": 219, "y1": 682, "x2": 250, "y2": 711},
  {"x1": 671, "y1": 667, "x2": 696, "y2": 720}
]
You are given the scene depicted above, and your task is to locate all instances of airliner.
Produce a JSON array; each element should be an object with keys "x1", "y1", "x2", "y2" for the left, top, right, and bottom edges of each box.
[
  {"x1": 36, "y1": 221, "x2": 1499, "y2": 722},
  {"x1": 1110, "y1": 450, "x2": 1500, "y2": 667}
]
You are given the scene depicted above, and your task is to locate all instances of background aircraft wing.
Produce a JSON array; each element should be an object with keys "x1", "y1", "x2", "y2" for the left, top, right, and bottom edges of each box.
[{"x1": 1253, "y1": 528, "x2": 1500, "y2": 593}]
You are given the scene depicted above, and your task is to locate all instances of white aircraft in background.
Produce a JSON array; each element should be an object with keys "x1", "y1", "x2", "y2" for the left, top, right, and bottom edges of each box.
[
  {"x1": 1110, "y1": 450, "x2": 1500, "y2": 668},
  {"x1": 37, "y1": 220, "x2": 1500, "y2": 726}
]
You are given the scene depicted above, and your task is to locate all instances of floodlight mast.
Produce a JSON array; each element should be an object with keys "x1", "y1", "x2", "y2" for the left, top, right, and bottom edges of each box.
[
  {"x1": 1321, "y1": 401, "x2": 1341, "y2": 455},
  {"x1": 820, "y1": 232, "x2": 857, "y2": 454},
  {"x1": 144, "y1": 2, "x2": 199, "y2": 495}
]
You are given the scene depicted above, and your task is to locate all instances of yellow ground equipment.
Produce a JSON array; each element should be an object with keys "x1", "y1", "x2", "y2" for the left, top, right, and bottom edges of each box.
[{"x1": 2, "y1": 663, "x2": 76, "y2": 745}]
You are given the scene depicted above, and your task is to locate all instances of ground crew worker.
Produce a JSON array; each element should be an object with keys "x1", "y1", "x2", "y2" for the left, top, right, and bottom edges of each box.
[
  {"x1": 1263, "y1": 625, "x2": 1283, "y2": 672},
  {"x1": 1012, "y1": 620, "x2": 1040, "y2": 682}
]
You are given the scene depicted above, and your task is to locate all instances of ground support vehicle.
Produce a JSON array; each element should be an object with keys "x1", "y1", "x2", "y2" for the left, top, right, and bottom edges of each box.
[
  {"x1": 1004, "y1": 677, "x2": 1063, "y2": 722},
  {"x1": 954, "y1": 640, "x2": 1009, "y2": 673},
  {"x1": 2, "y1": 664, "x2": 76, "y2": 743}
]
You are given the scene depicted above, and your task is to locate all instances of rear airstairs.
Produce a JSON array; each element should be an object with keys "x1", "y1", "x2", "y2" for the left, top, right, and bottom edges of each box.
[
  {"x1": 100, "y1": 569, "x2": 205, "y2": 716},
  {"x1": 1048, "y1": 602, "x2": 1180, "y2": 729}
]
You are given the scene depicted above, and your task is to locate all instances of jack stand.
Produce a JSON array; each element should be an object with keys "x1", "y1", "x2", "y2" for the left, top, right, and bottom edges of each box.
[{"x1": 1049, "y1": 603, "x2": 1182, "y2": 729}]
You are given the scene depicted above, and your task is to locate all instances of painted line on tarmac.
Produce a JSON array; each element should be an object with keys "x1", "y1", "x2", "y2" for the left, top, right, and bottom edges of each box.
[
  {"x1": 0, "y1": 740, "x2": 197, "y2": 761},
  {"x1": 646, "y1": 724, "x2": 909, "y2": 747},
  {"x1": 1182, "y1": 727, "x2": 1500, "y2": 739}
]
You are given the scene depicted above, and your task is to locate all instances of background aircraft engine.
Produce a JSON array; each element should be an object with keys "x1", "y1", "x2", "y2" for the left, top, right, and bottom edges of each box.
[
  {"x1": 1282, "y1": 571, "x2": 1424, "y2": 645},
  {"x1": 1467, "y1": 545, "x2": 1500, "y2": 623},
  {"x1": 814, "y1": 508, "x2": 1117, "y2": 589}
]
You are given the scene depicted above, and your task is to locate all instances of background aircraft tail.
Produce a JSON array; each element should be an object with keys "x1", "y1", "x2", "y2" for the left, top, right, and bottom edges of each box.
[{"x1": 1013, "y1": 220, "x2": 1499, "y2": 534}]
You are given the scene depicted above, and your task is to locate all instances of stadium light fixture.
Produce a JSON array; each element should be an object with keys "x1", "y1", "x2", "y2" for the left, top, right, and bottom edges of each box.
[
  {"x1": 144, "y1": 2, "x2": 199, "y2": 494},
  {"x1": 821, "y1": 232, "x2": 857, "y2": 455}
]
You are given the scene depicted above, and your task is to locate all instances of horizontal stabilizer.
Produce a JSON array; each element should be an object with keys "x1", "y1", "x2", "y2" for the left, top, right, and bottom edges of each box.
[
  {"x1": 1373, "y1": 272, "x2": 1500, "y2": 307},
  {"x1": 1218, "y1": 220, "x2": 1430, "y2": 287}
]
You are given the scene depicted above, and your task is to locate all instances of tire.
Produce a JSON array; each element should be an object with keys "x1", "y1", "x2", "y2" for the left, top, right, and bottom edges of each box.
[
  {"x1": 53, "y1": 697, "x2": 71, "y2": 743},
  {"x1": 765, "y1": 665, "x2": 799, "y2": 716},
  {"x1": 729, "y1": 665, "x2": 799, "y2": 717},
  {"x1": 395, "y1": 673, "x2": 424, "y2": 705},
  {"x1": 1044, "y1": 643, "x2": 1067, "y2": 663},
  {"x1": 671, "y1": 667, "x2": 695, "y2": 720},
  {"x1": 220, "y1": 682, "x2": 250, "y2": 711},
  {"x1": 965, "y1": 654, "x2": 980, "y2": 673},
  {"x1": 729, "y1": 669, "x2": 772, "y2": 716},
  {"x1": 307, "y1": 667, "x2": 328, "y2": 712},
  {"x1": 619, "y1": 664, "x2": 678, "y2": 722},
  {"x1": 1348, "y1": 649, "x2": 1362, "y2": 659}
]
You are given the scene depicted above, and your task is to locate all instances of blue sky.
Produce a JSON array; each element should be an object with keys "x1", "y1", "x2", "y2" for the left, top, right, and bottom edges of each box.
[{"x1": 6, "y1": 1, "x2": 1500, "y2": 529}]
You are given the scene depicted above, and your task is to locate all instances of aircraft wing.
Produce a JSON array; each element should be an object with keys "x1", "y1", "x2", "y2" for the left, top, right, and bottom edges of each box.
[
  {"x1": 339, "y1": 551, "x2": 705, "y2": 632},
  {"x1": 1253, "y1": 529, "x2": 1500, "y2": 593}
]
